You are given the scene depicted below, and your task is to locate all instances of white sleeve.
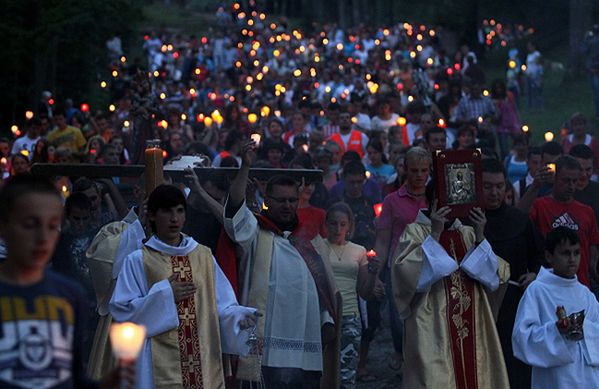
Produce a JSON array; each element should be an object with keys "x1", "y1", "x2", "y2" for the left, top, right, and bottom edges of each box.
[
  {"x1": 109, "y1": 251, "x2": 179, "y2": 338},
  {"x1": 512, "y1": 287, "x2": 576, "y2": 368},
  {"x1": 223, "y1": 200, "x2": 258, "y2": 254},
  {"x1": 112, "y1": 219, "x2": 146, "y2": 279},
  {"x1": 213, "y1": 256, "x2": 257, "y2": 356},
  {"x1": 582, "y1": 292, "x2": 599, "y2": 366},
  {"x1": 417, "y1": 236, "x2": 459, "y2": 292},
  {"x1": 459, "y1": 239, "x2": 500, "y2": 291}
]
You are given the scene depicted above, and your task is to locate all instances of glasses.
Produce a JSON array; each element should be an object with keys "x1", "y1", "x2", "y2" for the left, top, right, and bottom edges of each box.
[{"x1": 267, "y1": 196, "x2": 299, "y2": 204}]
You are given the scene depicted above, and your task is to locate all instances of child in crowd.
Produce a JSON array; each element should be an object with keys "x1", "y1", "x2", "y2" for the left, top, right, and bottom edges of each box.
[{"x1": 0, "y1": 175, "x2": 129, "y2": 388}]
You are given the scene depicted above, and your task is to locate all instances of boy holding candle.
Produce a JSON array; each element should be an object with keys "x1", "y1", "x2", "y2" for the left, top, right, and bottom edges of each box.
[
  {"x1": 0, "y1": 175, "x2": 128, "y2": 388},
  {"x1": 512, "y1": 226, "x2": 599, "y2": 388}
]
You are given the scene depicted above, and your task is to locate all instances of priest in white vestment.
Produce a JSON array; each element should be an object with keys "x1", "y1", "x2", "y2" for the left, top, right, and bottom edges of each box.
[
  {"x1": 222, "y1": 142, "x2": 338, "y2": 388},
  {"x1": 512, "y1": 226, "x2": 599, "y2": 388}
]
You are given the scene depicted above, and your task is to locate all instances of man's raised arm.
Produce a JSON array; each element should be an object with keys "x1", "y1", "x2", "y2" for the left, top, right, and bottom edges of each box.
[{"x1": 225, "y1": 141, "x2": 255, "y2": 217}]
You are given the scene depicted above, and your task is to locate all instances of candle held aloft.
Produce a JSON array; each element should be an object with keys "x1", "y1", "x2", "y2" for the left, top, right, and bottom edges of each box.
[
  {"x1": 145, "y1": 140, "x2": 164, "y2": 196},
  {"x1": 366, "y1": 249, "x2": 377, "y2": 258},
  {"x1": 110, "y1": 322, "x2": 146, "y2": 361},
  {"x1": 250, "y1": 133, "x2": 261, "y2": 147},
  {"x1": 544, "y1": 132, "x2": 554, "y2": 142},
  {"x1": 373, "y1": 203, "x2": 383, "y2": 217}
]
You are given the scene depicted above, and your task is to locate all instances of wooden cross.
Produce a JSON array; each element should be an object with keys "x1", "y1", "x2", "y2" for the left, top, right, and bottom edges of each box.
[{"x1": 30, "y1": 163, "x2": 323, "y2": 184}]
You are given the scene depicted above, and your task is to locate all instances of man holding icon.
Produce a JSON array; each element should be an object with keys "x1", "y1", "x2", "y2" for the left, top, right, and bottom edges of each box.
[
  {"x1": 391, "y1": 178, "x2": 510, "y2": 388},
  {"x1": 529, "y1": 155, "x2": 599, "y2": 288}
]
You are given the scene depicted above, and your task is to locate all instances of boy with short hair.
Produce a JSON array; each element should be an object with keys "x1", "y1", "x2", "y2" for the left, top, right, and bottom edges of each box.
[
  {"x1": 512, "y1": 226, "x2": 599, "y2": 388},
  {"x1": 0, "y1": 175, "x2": 125, "y2": 388},
  {"x1": 52, "y1": 193, "x2": 98, "y2": 360},
  {"x1": 110, "y1": 184, "x2": 258, "y2": 389}
]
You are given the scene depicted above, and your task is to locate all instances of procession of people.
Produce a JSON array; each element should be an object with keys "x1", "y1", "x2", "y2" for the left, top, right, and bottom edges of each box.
[{"x1": 2, "y1": 1, "x2": 599, "y2": 388}]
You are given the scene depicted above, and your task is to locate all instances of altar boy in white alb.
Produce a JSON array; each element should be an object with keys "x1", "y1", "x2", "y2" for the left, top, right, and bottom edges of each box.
[
  {"x1": 512, "y1": 226, "x2": 599, "y2": 388},
  {"x1": 110, "y1": 185, "x2": 259, "y2": 389}
]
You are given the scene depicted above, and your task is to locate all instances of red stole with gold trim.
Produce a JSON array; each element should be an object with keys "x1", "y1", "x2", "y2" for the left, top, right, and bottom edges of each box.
[
  {"x1": 439, "y1": 230, "x2": 477, "y2": 389},
  {"x1": 171, "y1": 255, "x2": 204, "y2": 388}
]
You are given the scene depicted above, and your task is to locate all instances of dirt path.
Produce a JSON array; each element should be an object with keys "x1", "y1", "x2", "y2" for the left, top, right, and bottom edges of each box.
[{"x1": 356, "y1": 312, "x2": 402, "y2": 389}]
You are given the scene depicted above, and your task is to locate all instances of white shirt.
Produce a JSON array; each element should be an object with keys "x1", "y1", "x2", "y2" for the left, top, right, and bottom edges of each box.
[{"x1": 11, "y1": 135, "x2": 40, "y2": 159}]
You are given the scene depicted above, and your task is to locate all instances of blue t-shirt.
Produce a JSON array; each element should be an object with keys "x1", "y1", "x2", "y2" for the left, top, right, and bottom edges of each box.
[
  {"x1": 0, "y1": 270, "x2": 96, "y2": 388},
  {"x1": 505, "y1": 155, "x2": 528, "y2": 184},
  {"x1": 366, "y1": 164, "x2": 396, "y2": 188}
]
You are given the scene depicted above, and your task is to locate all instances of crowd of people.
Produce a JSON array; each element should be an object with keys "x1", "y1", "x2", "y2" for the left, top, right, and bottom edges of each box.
[{"x1": 2, "y1": 1, "x2": 599, "y2": 389}]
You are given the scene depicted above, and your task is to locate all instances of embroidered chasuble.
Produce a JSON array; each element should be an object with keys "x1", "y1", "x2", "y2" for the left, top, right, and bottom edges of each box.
[
  {"x1": 143, "y1": 244, "x2": 224, "y2": 389},
  {"x1": 392, "y1": 213, "x2": 510, "y2": 389},
  {"x1": 85, "y1": 214, "x2": 145, "y2": 379}
]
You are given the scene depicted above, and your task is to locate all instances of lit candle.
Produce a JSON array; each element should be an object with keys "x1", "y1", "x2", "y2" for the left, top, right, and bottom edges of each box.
[
  {"x1": 145, "y1": 140, "x2": 164, "y2": 195},
  {"x1": 544, "y1": 132, "x2": 554, "y2": 142},
  {"x1": 61, "y1": 185, "x2": 70, "y2": 199},
  {"x1": 522, "y1": 125, "x2": 529, "y2": 133},
  {"x1": 366, "y1": 250, "x2": 377, "y2": 261},
  {"x1": 248, "y1": 113, "x2": 258, "y2": 124},
  {"x1": 373, "y1": 203, "x2": 383, "y2": 217},
  {"x1": 250, "y1": 133, "x2": 261, "y2": 147},
  {"x1": 365, "y1": 171, "x2": 372, "y2": 179},
  {"x1": 110, "y1": 322, "x2": 146, "y2": 361},
  {"x1": 547, "y1": 163, "x2": 556, "y2": 173},
  {"x1": 261, "y1": 106, "x2": 271, "y2": 117},
  {"x1": 396, "y1": 117, "x2": 407, "y2": 126}
]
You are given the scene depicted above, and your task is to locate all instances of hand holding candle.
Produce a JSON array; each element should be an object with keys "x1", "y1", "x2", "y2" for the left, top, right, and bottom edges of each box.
[
  {"x1": 250, "y1": 133, "x2": 261, "y2": 147},
  {"x1": 366, "y1": 249, "x2": 380, "y2": 274},
  {"x1": 109, "y1": 322, "x2": 145, "y2": 389}
]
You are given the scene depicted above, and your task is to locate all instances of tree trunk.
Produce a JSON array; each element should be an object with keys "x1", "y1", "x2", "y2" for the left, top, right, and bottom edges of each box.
[
  {"x1": 338, "y1": 0, "x2": 347, "y2": 28},
  {"x1": 569, "y1": 0, "x2": 592, "y2": 71},
  {"x1": 351, "y1": 0, "x2": 361, "y2": 28}
]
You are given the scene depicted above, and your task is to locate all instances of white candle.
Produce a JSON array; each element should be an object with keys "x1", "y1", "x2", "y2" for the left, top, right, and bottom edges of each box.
[{"x1": 110, "y1": 322, "x2": 146, "y2": 361}]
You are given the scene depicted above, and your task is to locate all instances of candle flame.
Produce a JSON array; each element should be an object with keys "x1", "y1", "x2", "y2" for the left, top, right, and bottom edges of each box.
[{"x1": 110, "y1": 322, "x2": 146, "y2": 361}]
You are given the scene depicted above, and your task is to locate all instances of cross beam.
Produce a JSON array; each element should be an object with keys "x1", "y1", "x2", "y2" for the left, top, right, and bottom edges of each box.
[{"x1": 30, "y1": 163, "x2": 323, "y2": 183}]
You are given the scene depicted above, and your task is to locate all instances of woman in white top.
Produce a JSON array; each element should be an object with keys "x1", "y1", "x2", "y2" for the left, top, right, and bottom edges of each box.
[{"x1": 313, "y1": 202, "x2": 378, "y2": 388}]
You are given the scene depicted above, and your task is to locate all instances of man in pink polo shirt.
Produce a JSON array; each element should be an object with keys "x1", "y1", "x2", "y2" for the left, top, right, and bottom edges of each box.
[{"x1": 373, "y1": 146, "x2": 430, "y2": 372}]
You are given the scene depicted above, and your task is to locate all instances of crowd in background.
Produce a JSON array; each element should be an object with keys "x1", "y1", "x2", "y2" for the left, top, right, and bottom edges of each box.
[{"x1": 3, "y1": 1, "x2": 599, "y2": 388}]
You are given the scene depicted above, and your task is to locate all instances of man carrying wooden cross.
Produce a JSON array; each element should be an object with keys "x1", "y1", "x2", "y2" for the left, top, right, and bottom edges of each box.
[{"x1": 223, "y1": 141, "x2": 340, "y2": 388}]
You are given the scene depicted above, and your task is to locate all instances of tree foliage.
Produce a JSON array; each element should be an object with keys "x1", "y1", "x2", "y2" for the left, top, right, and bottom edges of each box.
[{"x1": 0, "y1": 0, "x2": 140, "y2": 128}]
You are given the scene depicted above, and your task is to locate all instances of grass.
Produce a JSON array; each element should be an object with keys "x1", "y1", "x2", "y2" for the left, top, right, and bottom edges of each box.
[{"x1": 480, "y1": 45, "x2": 598, "y2": 145}]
